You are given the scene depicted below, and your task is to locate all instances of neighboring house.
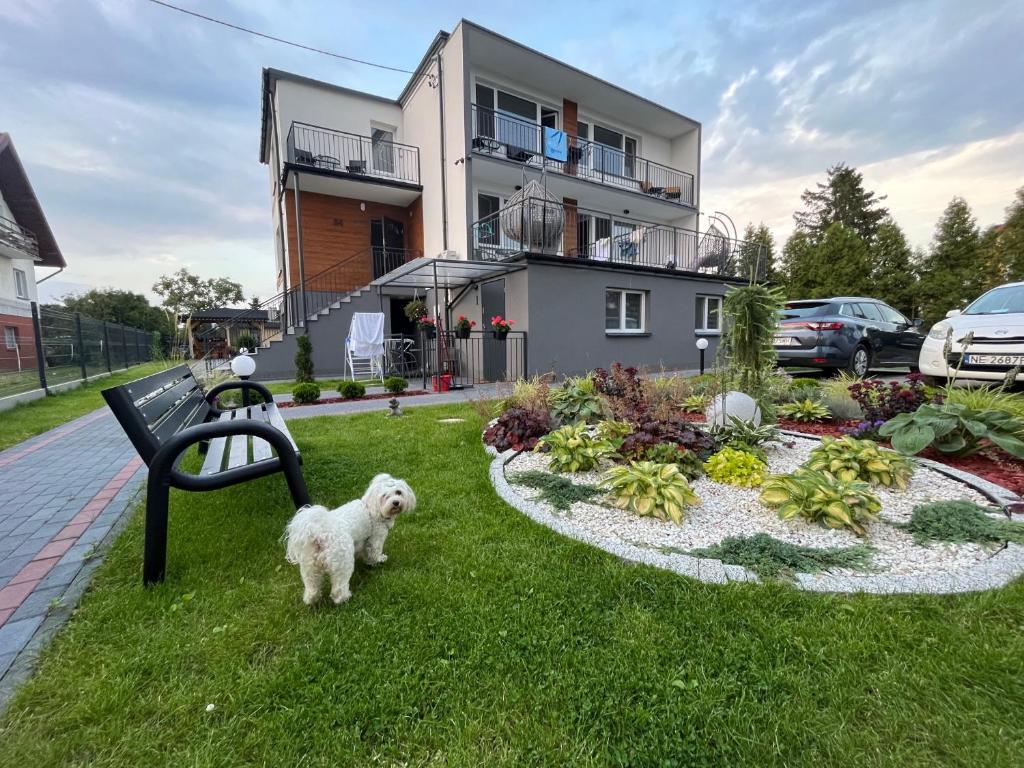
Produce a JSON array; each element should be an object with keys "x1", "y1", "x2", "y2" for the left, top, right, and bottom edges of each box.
[
  {"x1": 182, "y1": 308, "x2": 279, "y2": 360},
  {"x1": 254, "y1": 20, "x2": 761, "y2": 380},
  {"x1": 0, "y1": 133, "x2": 66, "y2": 372}
]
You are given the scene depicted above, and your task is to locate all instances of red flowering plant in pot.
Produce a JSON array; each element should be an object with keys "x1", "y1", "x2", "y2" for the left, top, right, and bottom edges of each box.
[
  {"x1": 454, "y1": 315, "x2": 476, "y2": 339},
  {"x1": 417, "y1": 316, "x2": 436, "y2": 338},
  {"x1": 491, "y1": 315, "x2": 514, "y2": 340}
]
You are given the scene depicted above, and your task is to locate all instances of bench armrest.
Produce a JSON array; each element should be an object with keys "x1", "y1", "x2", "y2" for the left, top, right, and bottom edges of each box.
[{"x1": 205, "y1": 380, "x2": 275, "y2": 413}]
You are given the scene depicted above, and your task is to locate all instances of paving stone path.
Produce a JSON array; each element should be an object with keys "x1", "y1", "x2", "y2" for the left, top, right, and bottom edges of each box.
[{"x1": 0, "y1": 409, "x2": 146, "y2": 701}]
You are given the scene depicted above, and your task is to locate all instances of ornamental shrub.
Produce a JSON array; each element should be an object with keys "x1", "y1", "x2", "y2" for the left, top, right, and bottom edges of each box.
[
  {"x1": 598, "y1": 461, "x2": 700, "y2": 523},
  {"x1": 848, "y1": 375, "x2": 931, "y2": 422},
  {"x1": 338, "y1": 380, "x2": 366, "y2": 399},
  {"x1": 619, "y1": 418, "x2": 719, "y2": 461},
  {"x1": 759, "y1": 467, "x2": 880, "y2": 536},
  {"x1": 703, "y1": 447, "x2": 769, "y2": 487},
  {"x1": 550, "y1": 376, "x2": 610, "y2": 425},
  {"x1": 384, "y1": 376, "x2": 408, "y2": 394},
  {"x1": 291, "y1": 382, "x2": 320, "y2": 405},
  {"x1": 776, "y1": 399, "x2": 831, "y2": 423},
  {"x1": 806, "y1": 436, "x2": 914, "y2": 489},
  {"x1": 295, "y1": 334, "x2": 314, "y2": 383},
  {"x1": 537, "y1": 423, "x2": 616, "y2": 473},
  {"x1": 483, "y1": 407, "x2": 551, "y2": 452}
]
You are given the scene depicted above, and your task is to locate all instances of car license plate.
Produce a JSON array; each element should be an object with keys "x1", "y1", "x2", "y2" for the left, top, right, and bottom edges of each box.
[
  {"x1": 773, "y1": 336, "x2": 799, "y2": 346},
  {"x1": 964, "y1": 354, "x2": 1024, "y2": 366}
]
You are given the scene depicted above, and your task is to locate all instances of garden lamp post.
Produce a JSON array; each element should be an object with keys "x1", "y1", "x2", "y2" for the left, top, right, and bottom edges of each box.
[
  {"x1": 231, "y1": 351, "x2": 256, "y2": 407},
  {"x1": 695, "y1": 337, "x2": 709, "y2": 375}
]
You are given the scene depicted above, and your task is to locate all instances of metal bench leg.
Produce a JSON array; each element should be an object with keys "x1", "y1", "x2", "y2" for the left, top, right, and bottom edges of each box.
[
  {"x1": 280, "y1": 451, "x2": 311, "y2": 508},
  {"x1": 143, "y1": 470, "x2": 171, "y2": 585}
]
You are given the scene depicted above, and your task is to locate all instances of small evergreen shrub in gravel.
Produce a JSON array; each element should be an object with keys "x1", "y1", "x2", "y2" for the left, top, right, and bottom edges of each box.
[
  {"x1": 690, "y1": 534, "x2": 873, "y2": 579},
  {"x1": 897, "y1": 500, "x2": 1024, "y2": 545},
  {"x1": 510, "y1": 470, "x2": 602, "y2": 511}
]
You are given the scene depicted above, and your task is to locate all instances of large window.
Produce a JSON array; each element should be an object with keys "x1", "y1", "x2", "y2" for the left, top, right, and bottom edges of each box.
[
  {"x1": 477, "y1": 193, "x2": 501, "y2": 246},
  {"x1": 13, "y1": 268, "x2": 29, "y2": 300},
  {"x1": 4, "y1": 326, "x2": 16, "y2": 350},
  {"x1": 606, "y1": 289, "x2": 646, "y2": 333},
  {"x1": 695, "y1": 295, "x2": 721, "y2": 333}
]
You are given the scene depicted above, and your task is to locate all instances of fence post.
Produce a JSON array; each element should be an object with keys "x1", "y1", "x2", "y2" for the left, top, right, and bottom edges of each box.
[
  {"x1": 74, "y1": 312, "x2": 88, "y2": 382},
  {"x1": 30, "y1": 301, "x2": 49, "y2": 394},
  {"x1": 135, "y1": 329, "x2": 142, "y2": 363},
  {"x1": 102, "y1": 321, "x2": 112, "y2": 373},
  {"x1": 120, "y1": 325, "x2": 129, "y2": 369}
]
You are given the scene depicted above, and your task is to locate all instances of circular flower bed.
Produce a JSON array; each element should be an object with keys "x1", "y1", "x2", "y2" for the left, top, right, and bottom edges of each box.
[{"x1": 488, "y1": 435, "x2": 1024, "y2": 593}]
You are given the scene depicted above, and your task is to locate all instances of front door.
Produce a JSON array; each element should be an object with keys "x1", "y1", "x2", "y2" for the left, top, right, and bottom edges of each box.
[
  {"x1": 371, "y1": 218, "x2": 405, "y2": 278},
  {"x1": 481, "y1": 279, "x2": 506, "y2": 381}
]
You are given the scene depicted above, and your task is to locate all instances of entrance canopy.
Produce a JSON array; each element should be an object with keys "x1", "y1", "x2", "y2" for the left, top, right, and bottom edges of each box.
[{"x1": 370, "y1": 256, "x2": 525, "y2": 292}]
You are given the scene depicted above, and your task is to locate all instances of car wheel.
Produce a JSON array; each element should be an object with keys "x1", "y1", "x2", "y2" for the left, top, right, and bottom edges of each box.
[{"x1": 847, "y1": 345, "x2": 871, "y2": 377}]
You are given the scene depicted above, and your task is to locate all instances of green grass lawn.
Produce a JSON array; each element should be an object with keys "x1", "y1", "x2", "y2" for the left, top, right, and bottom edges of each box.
[
  {"x1": 1, "y1": 404, "x2": 1022, "y2": 766},
  {"x1": 0, "y1": 361, "x2": 175, "y2": 452}
]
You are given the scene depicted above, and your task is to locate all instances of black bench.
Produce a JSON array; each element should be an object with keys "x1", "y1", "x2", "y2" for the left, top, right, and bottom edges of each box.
[{"x1": 102, "y1": 365, "x2": 310, "y2": 585}]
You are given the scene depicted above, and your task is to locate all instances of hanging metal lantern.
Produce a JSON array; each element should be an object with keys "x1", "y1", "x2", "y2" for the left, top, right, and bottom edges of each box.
[{"x1": 500, "y1": 179, "x2": 564, "y2": 250}]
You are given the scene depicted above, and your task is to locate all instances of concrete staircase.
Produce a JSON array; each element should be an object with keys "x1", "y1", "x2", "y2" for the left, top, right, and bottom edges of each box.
[{"x1": 248, "y1": 286, "x2": 391, "y2": 381}]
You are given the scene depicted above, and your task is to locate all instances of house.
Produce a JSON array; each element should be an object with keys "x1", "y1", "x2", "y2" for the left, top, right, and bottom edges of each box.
[
  {"x1": 183, "y1": 308, "x2": 279, "y2": 360},
  {"x1": 0, "y1": 133, "x2": 66, "y2": 372},
  {"x1": 250, "y1": 20, "x2": 763, "y2": 382}
]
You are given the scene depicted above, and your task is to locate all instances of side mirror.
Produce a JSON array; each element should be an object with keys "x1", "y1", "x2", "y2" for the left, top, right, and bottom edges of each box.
[
  {"x1": 945, "y1": 309, "x2": 962, "y2": 318},
  {"x1": 912, "y1": 317, "x2": 924, "y2": 328}
]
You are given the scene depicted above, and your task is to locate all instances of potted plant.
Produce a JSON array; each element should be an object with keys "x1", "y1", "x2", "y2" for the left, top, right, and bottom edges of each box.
[
  {"x1": 418, "y1": 316, "x2": 436, "y2": 339},
  {"x1": 455, "y1": 315, "x2": 476, "y2": 339},
  {"x1": 491, "y1": 315, "x2": 514, "y2": 340}
]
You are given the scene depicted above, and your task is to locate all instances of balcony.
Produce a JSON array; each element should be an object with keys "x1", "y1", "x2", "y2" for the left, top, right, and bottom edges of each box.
[
  {"x1": 0, "y1": 215, "x2": 39, "y2": 261},
  {"x1": 470, "y1": 198, "x2": 765, "y2": 281},
  {"x1": 471, "y1": 105, "x2": 695, "y2": 207},
  {"x1": 284, "y1": 122, "x2": 420, "y2": 187}
]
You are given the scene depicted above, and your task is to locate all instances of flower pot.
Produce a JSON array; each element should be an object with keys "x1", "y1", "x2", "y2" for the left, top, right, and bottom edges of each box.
[
  {"x1": 493, "y1": 330, "x2": 509, "y2": 341},
  {"x1": 421, "y1": 328, "x2": 435, "y2": 339},
  {"x1": 455, "y1": 328, "x2": 471, "y2": 340}
]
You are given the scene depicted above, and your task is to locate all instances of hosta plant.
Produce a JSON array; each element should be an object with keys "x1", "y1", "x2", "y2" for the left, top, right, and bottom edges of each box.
[
  {"x1": 483, "y1": 407, "x2": 552, "y2": 452},
  {"x1": 598, "y1": 461, "x2": 700, "y2": 523},
  {"x1": 806, "y1": 436, "x2": 914, "y2": 489},
  {"x1": 703, "y1": 447, "x2": 768, "y2": 488},
  {"x1": 777, "y1": 398, "x2": 832, "y2": 423},
  {"x1": 536, "y1": 423, "x2": 615, "y2": 473},
  {"x1": 759, "y1": 467, "x2": 881, "y2": 536},
  {"x1": 639, "y1": 442, "x2": 705, "y2": 481},
  {"x1": 681, "y1": 394, "x2": 709, "y2": 414},
  {"x1": 595, "y1": 419, "x2": 633, "y2": 445},
  {"x1": 878, "y1": 402, "x2": 1024, "y2": 458},
  {"x1": 550, "y1": 376, "x2": 610, "y2": 425}
]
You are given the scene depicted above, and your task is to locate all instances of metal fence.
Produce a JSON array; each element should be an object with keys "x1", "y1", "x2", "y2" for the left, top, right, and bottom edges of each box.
[
  {"x1": 0, "y1": 302, "x2": 159, "y2": 400},
  {"x1": 420, "y1": 330, "x2": 528, "y2": 389}
]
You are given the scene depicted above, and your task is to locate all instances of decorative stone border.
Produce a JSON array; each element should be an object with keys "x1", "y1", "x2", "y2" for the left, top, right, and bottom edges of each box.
[{"x1": 486, "y1": 438, "x2": 1024, "y2": 594}]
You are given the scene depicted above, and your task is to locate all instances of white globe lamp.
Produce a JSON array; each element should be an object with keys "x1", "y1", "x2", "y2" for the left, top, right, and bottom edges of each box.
[
  {"x1": 231, "y1": 353, "x2": 256, "y2": 379},
  {"x1": 695, "y1": 337, "x2": 709, "y2": 374},
  {"x1": 705, "y1": 391, "x2": 761, "y2": 428}
]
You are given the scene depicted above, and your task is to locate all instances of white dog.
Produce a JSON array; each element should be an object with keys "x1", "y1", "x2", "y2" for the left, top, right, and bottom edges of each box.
[{"x1": 283, "y1": 473, "x2": 416, "y2": 605}]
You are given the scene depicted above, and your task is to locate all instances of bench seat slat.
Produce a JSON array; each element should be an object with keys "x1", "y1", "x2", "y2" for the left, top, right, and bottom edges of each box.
[
  {"x1": 265, "y1": 403, "x2": 298, "y2": 452},
  {"x1": 200, "y1": 412, "x2": 232, "y2": 476},
  {"x1": 122, "y1": 364, "x2": 194, "y2": 403},
  {"x1": 252, "y1": 436, "x2": 273, "y2": 462},
  {"x1": 137, "y1": 376, "x2": 202, "y2": 425},
  {"x1": 153, "y1": 393, "x2": 210, "y2": 445},
  {"x1": 226, "y1": 413, "x2": 249, "y2": 470}
]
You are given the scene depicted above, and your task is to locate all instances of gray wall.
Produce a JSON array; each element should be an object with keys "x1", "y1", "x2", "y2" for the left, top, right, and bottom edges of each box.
[
  {"x1": 522, "y1": 260, "x2": 730, "y2": 377},
  {"x1": 250, "y1": 288, "x2": 397, "y2": 380}
]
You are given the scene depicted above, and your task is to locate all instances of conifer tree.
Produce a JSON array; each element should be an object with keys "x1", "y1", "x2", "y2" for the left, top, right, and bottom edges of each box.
[
  {"x1": 814, "y1": 222, "x2": 872, "y2": 298},
  {"x1": 794, "y1": 163, "x2": 890, "y2": 243},
  {"x1": 870, "y1": 218, "x2": 918, "y2": 316},
  {"x1": 917, "y1": 197, "x2": 982, "y2": 328}
]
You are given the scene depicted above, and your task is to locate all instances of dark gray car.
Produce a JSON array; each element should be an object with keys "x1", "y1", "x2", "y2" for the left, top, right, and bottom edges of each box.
[{"x1": 773, "y1": 297, "x2": 926, "y2": 376}]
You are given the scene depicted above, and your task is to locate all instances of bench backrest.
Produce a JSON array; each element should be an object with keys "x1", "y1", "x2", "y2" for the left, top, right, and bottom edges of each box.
[{"x1": 102, "y1": 364, "x2": 211, "y2": 465}]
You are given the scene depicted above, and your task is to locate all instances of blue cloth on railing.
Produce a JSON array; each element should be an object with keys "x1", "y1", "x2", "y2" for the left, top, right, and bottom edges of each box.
[{"x1": 543, "y1": 127, "x2": 568, "y2": 162}]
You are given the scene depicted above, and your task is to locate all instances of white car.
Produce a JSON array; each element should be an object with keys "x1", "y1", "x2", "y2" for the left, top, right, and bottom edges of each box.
[{"x1": 919, "y1": 282, "x2": 1024, "y2": 384}]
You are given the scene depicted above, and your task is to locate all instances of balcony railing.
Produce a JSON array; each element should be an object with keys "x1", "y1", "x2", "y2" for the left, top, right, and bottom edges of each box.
[
  {"x1": 471, "y1": 105, "x2": 695, "y2": 206},
  {"x1": 470, "y1": 198, "x2": 766, "y2": 281},
  {"x1": 0, "y1": 215, "x2": 39, "y2": 260},
  {"x1": 285, "y1": 122, "x2": 420, "y2": 186}
]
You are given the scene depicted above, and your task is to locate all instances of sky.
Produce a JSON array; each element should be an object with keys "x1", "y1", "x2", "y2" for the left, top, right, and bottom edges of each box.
[{"x1": 2, "y1": 0, "x2": 1022, "y2": 305}]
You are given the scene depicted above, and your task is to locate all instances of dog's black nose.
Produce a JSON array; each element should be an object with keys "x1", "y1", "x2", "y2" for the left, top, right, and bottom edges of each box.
[{"x1": 391, "y1": 499, "x2": 401, "y2": 507}]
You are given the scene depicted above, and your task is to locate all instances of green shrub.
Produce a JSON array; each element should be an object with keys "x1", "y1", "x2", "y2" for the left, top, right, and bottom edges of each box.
[
  {"x1": 236, "y1": 333, "x2": 257, "y2": 351},
  {"x1": 722, "y1": 283, "x2": 786, "y2": 401},
  {"x1": 295, "y1": 334, "x2": 314, "y2": 383},
  {"x1": 759, "y1": 467, "x2": 880, "y2": 536},
  {"x1": 638, "y1": 443, "x2": 705, "y2": 480},
  {"x1": 681, "y1": 394, "x2": 708, "y2": 414},
  {"x1": 715, "y1": 416, "x2": 782, "y2": 451},
  {"x1": 690, "y1": 534, "x2": 873, "y2": 579},
  {"x1": 703, "y1": 447, "x2": 768, "y2": 487},
  {"x1": 879, "y1": 403, "x2": 1024, "y2": 458},
  {"x1": 384, "y1": 376, "x2": 409, "y2": 394},
  {"x1": 897, "y1": 500, "x2": 1024, "y2": 545},
  {"x1": 537, "y1": 424, "x2": 615, "y2": 473},
  {"x1": 777, "y1": 399, "x2": 831, "y2": 423},
  {"x1": 291, "y1": 382, "x2": 320, "y2": 405},
  {"x1": 550, "y1": 376, "x2": 609, "y2": 425},
  {"x1": 403, "y1": 299, "x2": 427, "y2": 322},
  {"x1": 821, "y1": 392, "x2": 864, "y2": 421},
  {"x1": 500, "y1": 376, "x2": 552, "y2": 413},
  {"x1": 806, "y1": 436, "x2": 914, "y2": 489},
  {"x1": 790, "y1": 377, "x2": 821, "y2": 389},
  {"x1": 598, "y1": 461, "x2": 700, "y2": 523},
  {"x1": 510, "y1": 470, "x2": 603, "y2": 511},
  {"x1": 338, "y1": 380, "x2": 366, "y2": 399}
]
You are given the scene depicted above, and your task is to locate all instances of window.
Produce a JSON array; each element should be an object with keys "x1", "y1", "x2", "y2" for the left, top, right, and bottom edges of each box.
[
  {"x1": 477, "y1": 193, "x2": 501, "y2": 246},
  {"x1": 13, "y1": 268, "x2": 29, "y2": 299},
  {"x1": 877, "y1": 304, "x2": 908, "y2": 325},
  {"x1": 4, "y1": 326, "x2": 16, "y2": 350},
  {"x1": 606, "y1": 289, "x2": 646, "y2": 333},
  {"x1": 371, "y1": 127, "x2": 395, "y2": 174},
  {"x1": 540, "y1": 107, "x2": 559, "y2": 130},
  {"x1": 695, "y1": 295, "x2": 722, "y2": 332},
  {"x1": 857, "y1": 302, "x2": 883, "y2": 322}
]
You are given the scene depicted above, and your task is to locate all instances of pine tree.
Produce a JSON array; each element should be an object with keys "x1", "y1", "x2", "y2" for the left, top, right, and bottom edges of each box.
[
  {"x1": 984, "y1": 186, "x2": 1024, "y2": 282},
  {"x1": 735, "y1": 223, "x2": 776, "y2": 283},
  {"x1": 779, "y1": 230, "x2": 818, "y2": 299},
  {"x1": 917, "y1": 197, "x2": 982, "y2": 328},
  {"x1": 870, "y1": 218, "x2": 918, "y2": 316},
  {"x1": 794, "y1": 163, "x2": 889, "y2": 242},
  {"x1": 814, "y1": 222, "x2": 872, "y2": 298}
]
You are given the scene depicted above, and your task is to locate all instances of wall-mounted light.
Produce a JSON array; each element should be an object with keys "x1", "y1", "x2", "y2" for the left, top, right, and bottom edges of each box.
[
  {"x1": 623, "y1": 209, "x2": 630, "y2": 215},
  {"x1": 515, "y1": 185, "x2": 522, "y2": 191},
  {"x1": 360, "y1": 202, "x2": 366, "y2": 212}
]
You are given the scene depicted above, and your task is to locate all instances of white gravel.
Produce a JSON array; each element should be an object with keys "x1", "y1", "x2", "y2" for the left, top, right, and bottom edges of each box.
[{"x1": 506, "y1": 437, "x2": 1006, "y2": 579}]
